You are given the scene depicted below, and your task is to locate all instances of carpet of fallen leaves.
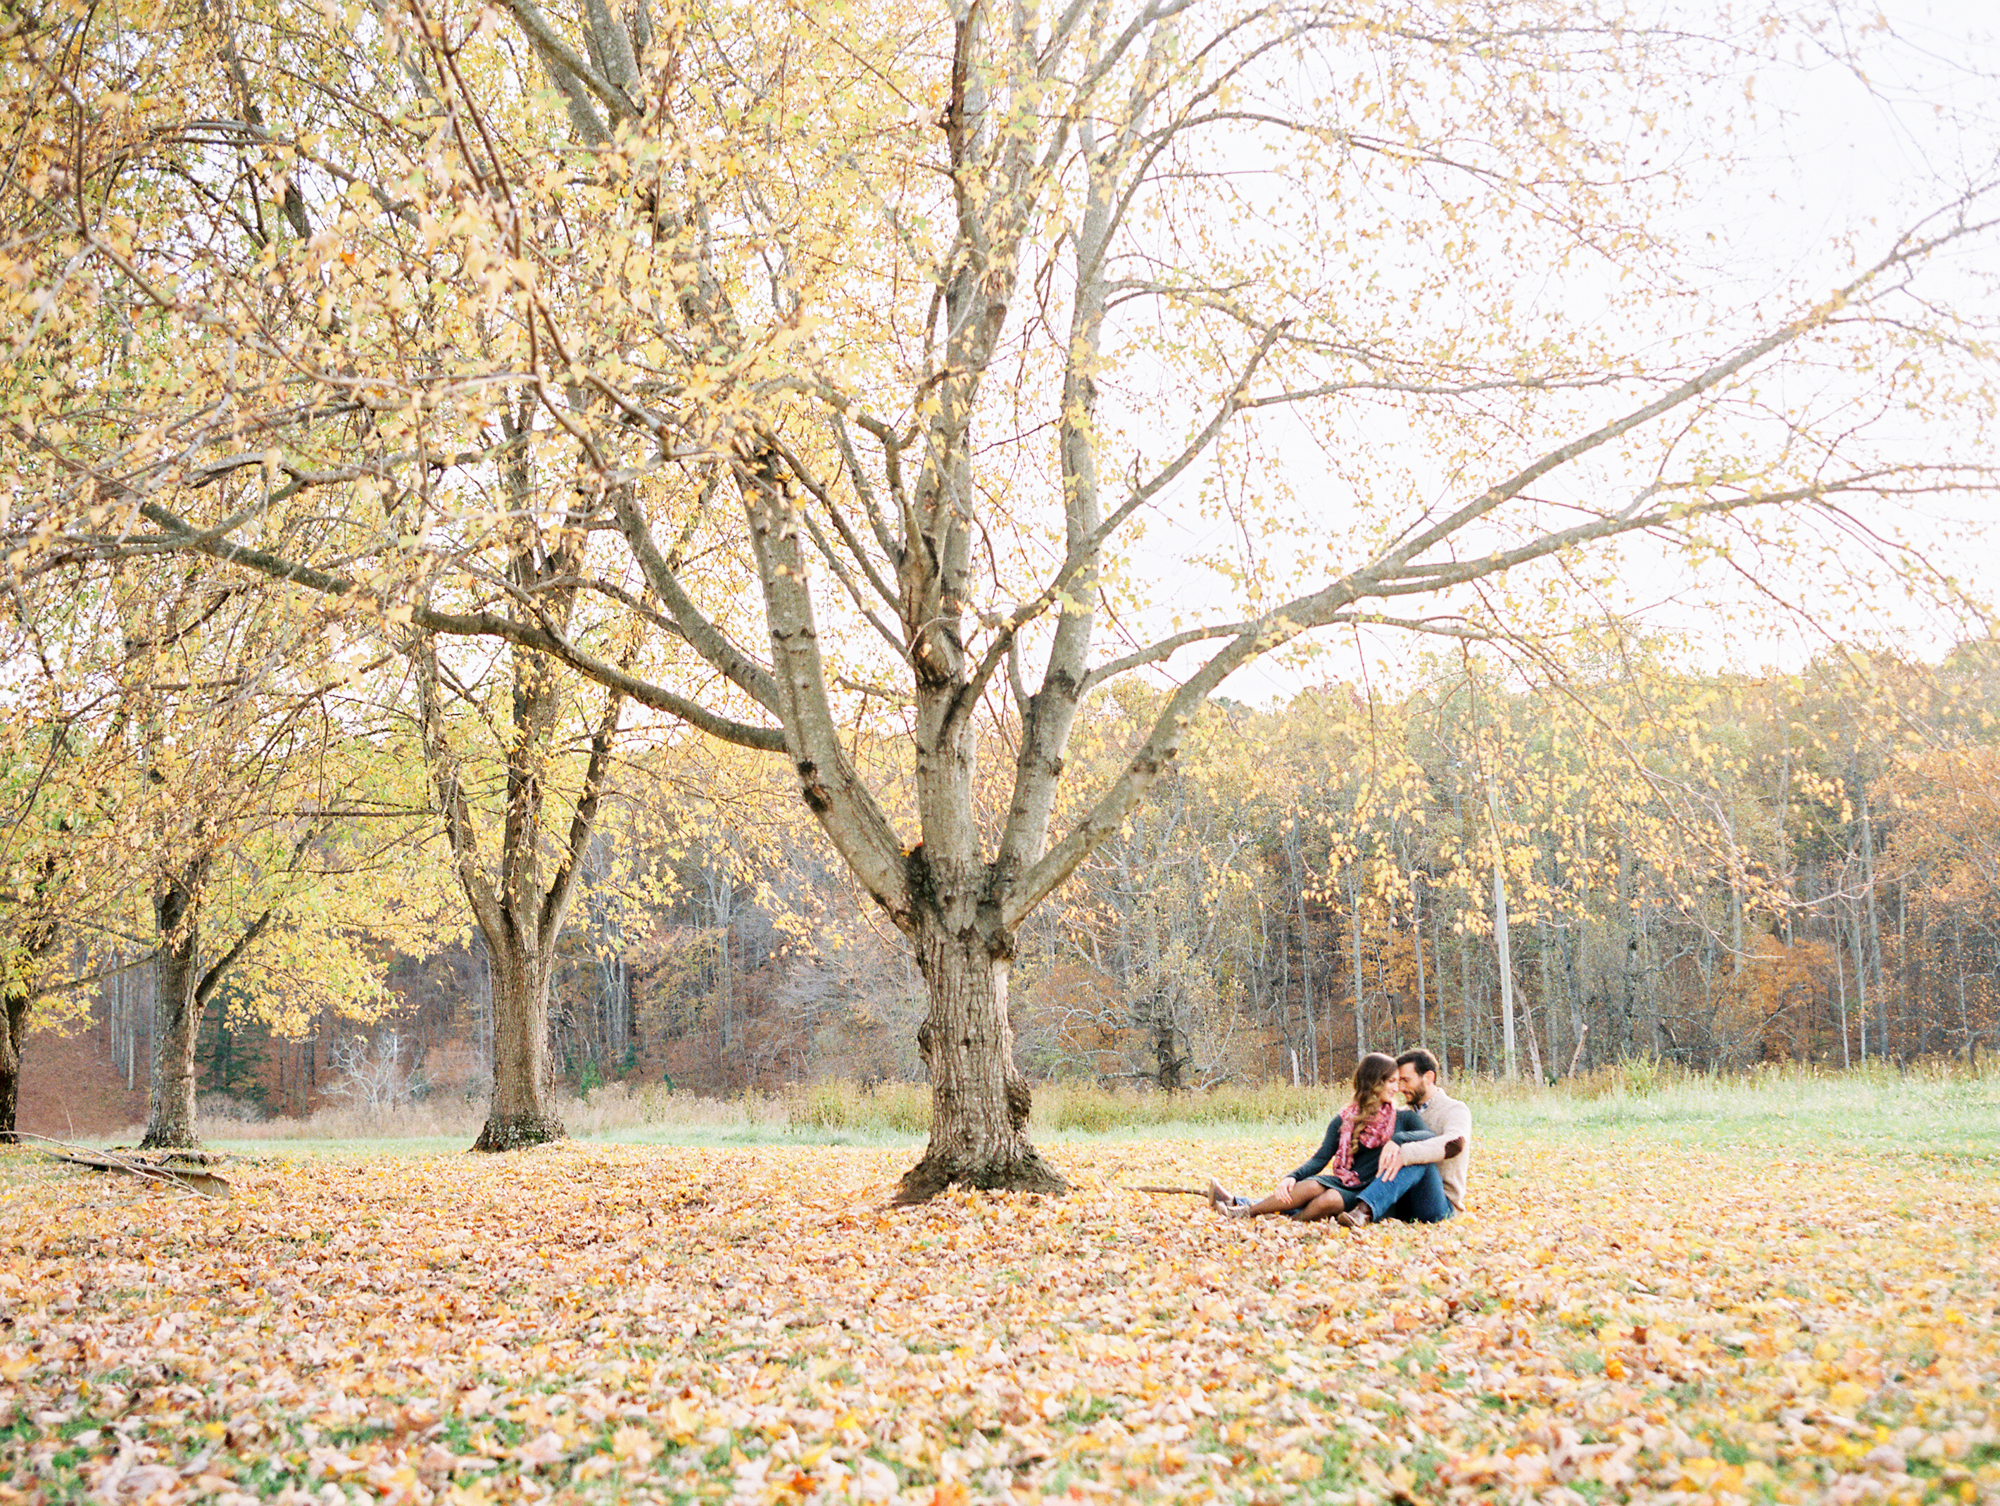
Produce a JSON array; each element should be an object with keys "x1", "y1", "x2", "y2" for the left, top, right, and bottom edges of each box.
[{"x1": 2, "y1": 1135, "x2": 1998, "y2": 1506}]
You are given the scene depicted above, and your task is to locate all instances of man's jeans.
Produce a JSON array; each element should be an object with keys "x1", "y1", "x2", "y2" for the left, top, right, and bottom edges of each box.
[{"x1": 1358, "y1": 1151, "x2": 1454, "y2": 1224}]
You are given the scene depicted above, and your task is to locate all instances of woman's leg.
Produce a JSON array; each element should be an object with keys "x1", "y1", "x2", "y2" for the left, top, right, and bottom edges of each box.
[
  {"x1": 1216, "y1": 1178, "x2": 1324, "y2": 1218},
  {"x1": 1296, "y1": 1185, "x2": 1356, "y2": 1223}
]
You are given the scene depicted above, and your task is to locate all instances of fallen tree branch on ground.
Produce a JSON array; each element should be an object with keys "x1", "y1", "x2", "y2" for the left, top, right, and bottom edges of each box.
[{"x1": 19, "y1": 1133, "x2": 234, "y2": 1198}]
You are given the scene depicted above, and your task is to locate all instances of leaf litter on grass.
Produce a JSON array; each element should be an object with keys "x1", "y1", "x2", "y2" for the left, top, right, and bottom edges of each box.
[{"x1": 1, "y1": 1137, "x2": 1997, "y2": 1505}]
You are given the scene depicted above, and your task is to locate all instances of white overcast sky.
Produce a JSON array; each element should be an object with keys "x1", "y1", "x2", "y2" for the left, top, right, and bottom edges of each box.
[{"x1": 1110, "y1": 0, "x2": 2000, "y2": 705}]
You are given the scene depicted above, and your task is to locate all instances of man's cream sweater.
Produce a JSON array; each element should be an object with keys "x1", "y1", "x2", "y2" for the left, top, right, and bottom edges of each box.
[{"x1": 1399, "y1": 1084, "x2": 1472, "y2": 1212}]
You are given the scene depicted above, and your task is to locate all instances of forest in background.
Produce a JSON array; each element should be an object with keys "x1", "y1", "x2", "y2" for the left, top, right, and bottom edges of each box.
[{"x1": 32, "y1": 634, "x2": 1998, "y2": 1133}]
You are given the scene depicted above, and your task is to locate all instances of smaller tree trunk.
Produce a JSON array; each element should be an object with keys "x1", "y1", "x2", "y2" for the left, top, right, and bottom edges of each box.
[
  {"x1": 1858, "y1": 780, "x2": 1888, "y2": 1054},
  {"x1": 1412, "y1": 883, "x2": 1428, "y2": 1051},
  {"x1": 1492, "y1": 859, "x2": 1518, "y2": 1079},
  {"x1": 0, "y1": 987, "x2": 28, "y2": 1142},
  {"x1": 1, "y1": 907, "x2": 59, "y2": 1143},
  {"x1": 143, "y1": 894, "x2": 204, "y2": 1150},
  {"x1": 1522, "y1": 994, "x2": 1546, "y2": 1083},
  {"x1": 1850, "y1": 902, "x2": 1871, "y2": 1064},
  {"x1": 1834, "y1": 919, "x2": 1852, "y2": 1068},
  {"x1": 1616, "y1": 836, "x2": 1638, "y2": 1057},
  {"x1": 1484, "y1": 777, "x2": 1519, "y2": 1078},
  {"x1": 140, "y1": 852, "x2": 277, "y2": 1149},
  {"x1": 1458, "y1": 907, "x2": 1474, "y2": 1074},
  {"x1": 1348, "y1": 874, "x2": 1366, "y2": 1057},
  {"x1": 1150, "y1": 980, "x2": 1186, "y2": 1091},
  {"x1": 472, "y1": 931, "x2": 565, "y2": 1151},
  {"x1": 895, "y1": 927, "x2": 1066, "y2": 1203}
]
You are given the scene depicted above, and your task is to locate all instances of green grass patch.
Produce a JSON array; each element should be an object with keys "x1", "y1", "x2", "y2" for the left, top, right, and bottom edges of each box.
[{"x1": 107, "y1": 1058, "x2": 2000, "y2": 1159}]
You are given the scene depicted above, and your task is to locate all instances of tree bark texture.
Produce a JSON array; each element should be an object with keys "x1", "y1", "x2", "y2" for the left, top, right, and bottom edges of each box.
[
  {"x1": 896, "y1": 925, "x2": 1065, "y2": 1204},
  {"x1": 143, "y1": 871, "x2": 204, "y2": 1149},
  {"x1": 0, "y1": 987, "x2": 27, "y2": 1142},
  {"x1": 472, "y1": 935, "x2": 564, "y2": 1150}
]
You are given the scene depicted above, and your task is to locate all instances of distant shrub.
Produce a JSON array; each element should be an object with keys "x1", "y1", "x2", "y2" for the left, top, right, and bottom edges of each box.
[
  {"x1": 879, "y1": 1083, "x2": 932, "y2": 1135},
  {"x1": 1029, "y1": 1080, "x2": 1333, "y2": 1134},
  {"x1": 793, "y1": 1081, "x2": 859, "y2": 1131},
  {"x1": 787, "y1": 1080, "x2": 931, "y2": 1135},
  {"x1": 196, "y1": 1092, "x2": 269, "y2": 1125},
  {"x1": 1567, "y1": 1064, "x2": 1631, "y2": 1101},
  {"x1": 1048, "y1": 1089, "x2": 1120, "y2": 1134},
  {"x1": 1183, "y1": 1082, "x2": 1330, "y2": 1126},
  {"x1": 326, "y1": 1029, "x2": 426, "y2": 1117}
]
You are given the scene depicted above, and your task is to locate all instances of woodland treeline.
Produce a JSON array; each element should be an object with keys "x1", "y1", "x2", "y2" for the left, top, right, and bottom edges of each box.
[
  {"x1": 1016, "y1": 645, "x2": 2000, "y2": 1089},
  {"x1": 557, "y1": 641, "x2": 2000, "y2": 1095},
  {"x1": 65, "y1": 637, "x2": 2000, "y2": 1129}
]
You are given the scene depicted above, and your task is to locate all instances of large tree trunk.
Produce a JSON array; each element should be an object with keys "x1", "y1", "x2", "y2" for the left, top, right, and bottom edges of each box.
[
  {"x1": 473, "y1": 922, "x2": 564, "y2": 1150},
  {"x1": 895, "y1": 926, "x2": 1066, "y2": 1204},
  {"x1": 143, "y1": 875, "x2": 204, "y2": 1149}
]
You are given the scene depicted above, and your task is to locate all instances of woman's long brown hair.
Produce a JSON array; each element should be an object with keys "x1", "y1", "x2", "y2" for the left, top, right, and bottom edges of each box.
[{"x1": 1351, "y1": 1051, "x2": 1399, "y2": 1121}]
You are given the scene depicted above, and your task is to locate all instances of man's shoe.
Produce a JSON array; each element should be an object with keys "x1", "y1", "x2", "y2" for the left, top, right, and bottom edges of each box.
[{"x1": 1337, "y1": 1204, "x2": 1372, "y2": 1230}]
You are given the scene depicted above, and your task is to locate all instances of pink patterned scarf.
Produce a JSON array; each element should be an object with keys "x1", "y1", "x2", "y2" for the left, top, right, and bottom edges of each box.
[{"x1": 1328, "y1": 1098, "x2": 1397, "y2": 1187}]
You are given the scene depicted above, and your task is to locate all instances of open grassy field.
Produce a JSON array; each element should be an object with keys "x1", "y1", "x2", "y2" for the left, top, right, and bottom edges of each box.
[
  {"x1": 4, "y1": 1070, "x2": 1998, "y2": 1504},
  {"x1": 165, "y1": 1059, "x2": 2000, "y2": 1158}
]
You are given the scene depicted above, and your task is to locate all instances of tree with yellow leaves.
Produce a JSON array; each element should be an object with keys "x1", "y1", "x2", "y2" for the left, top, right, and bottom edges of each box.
[
  {"x1": 9, "y1": 0, "x2": 1999, "y2": 1192},
  {"x1": 0, "y1": 546, "x2": 459, "y2": 1147}
]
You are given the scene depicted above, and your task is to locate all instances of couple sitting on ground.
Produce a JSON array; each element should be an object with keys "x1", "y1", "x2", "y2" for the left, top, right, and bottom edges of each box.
[{"x1": 1207, "y1": 1048, "x2": 1469, "y2": 1229}]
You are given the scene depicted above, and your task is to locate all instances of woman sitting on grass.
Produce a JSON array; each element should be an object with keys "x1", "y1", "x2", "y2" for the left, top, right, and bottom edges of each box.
[{"x1": 1207, "y1": 1052, "x2": 1428, "y2": 1223}]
